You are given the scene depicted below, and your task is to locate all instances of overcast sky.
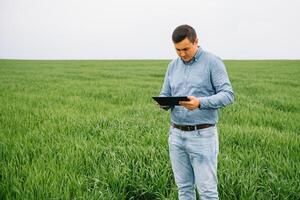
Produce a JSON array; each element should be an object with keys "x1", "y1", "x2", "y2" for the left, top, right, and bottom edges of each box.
[{"x1": 0, "y1": 0, "x2": 299, "y2": 60}]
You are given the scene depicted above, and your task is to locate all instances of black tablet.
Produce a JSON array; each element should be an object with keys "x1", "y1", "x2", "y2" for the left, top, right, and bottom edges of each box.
[{"x1": 152, "y1": 96, "x2": 190, "y2": 106}]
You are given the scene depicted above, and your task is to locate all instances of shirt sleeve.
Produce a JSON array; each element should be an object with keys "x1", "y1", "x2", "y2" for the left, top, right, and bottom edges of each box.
[
  {"x1": 159, "y1": 63, "x2": 172, "y2": 97},
  {"x1": 198, "y1": 58, "x2": 234, "y2": 109}
]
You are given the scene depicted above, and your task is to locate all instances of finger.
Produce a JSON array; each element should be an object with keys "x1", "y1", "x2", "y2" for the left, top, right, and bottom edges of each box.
[
  {"x1": 182, "y1": 104, "x2": 189, "y2": 109},
  {"x1": 189, "y1": 106, "x2": 195, "y2": 110},
  {"x1": 187, "y1": 96, "x2": 195, "y2": 100},
  {"x1": 184, "y1": 103, "x2": 192, "y2": 107},
  {"x1": 180, "y1": 100, "x2": 191, "y2": 105},
  {"x1": 179, "y1": 101, "x2": 186, "y2": 106}
]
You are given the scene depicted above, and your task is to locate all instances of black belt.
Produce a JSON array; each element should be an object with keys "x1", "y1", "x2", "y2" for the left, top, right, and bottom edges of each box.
[{"x1": 172, "y1": 123, "x2": 214, "y2": 131}]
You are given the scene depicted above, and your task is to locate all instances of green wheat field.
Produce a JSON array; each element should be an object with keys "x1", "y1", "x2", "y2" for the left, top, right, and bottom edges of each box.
[{"x1": 0, "y1": 59, "x2": 299, "y2": 200}]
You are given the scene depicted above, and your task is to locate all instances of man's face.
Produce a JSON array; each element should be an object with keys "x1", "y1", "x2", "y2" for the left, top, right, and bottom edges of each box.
[{"x1": 174, "y1": 37, "x2": 198, "y2": 62}]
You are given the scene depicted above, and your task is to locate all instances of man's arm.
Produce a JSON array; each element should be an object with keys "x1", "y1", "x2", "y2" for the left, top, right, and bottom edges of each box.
[
  {"x1": 158, "y1": 64, "x2": 172, "y2": 110},
  {"x1": 159, "y1": 64, "x2": 172, "y2": 97},
  {"x1": 198, "y1": 58, "x2": 234, "y2": 109}
]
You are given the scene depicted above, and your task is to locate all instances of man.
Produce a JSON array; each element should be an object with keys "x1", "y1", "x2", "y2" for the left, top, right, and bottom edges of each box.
[{"x1": 159, "y1": 24, "x2": 234, "y2": 199}]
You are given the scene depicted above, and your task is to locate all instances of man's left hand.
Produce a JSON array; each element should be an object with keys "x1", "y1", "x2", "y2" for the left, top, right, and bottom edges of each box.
[{"x1": 179, "y1": 96, "x2": 200, "y2": 110}]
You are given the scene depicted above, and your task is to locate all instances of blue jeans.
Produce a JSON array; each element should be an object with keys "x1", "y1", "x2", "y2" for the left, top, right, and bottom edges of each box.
[{"x1": 168, "y1": 125, "x2": 219, "y2": 200}]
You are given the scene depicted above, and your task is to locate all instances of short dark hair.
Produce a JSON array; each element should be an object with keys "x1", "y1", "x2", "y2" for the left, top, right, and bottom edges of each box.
[{"x1": 172, "y1": 24, "x2": 197, "y2": 43}]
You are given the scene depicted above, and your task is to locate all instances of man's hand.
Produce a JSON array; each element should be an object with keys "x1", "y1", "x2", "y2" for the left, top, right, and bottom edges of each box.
[{"x1": 179, "y1": 96, "x2": 200, "y2": 111}]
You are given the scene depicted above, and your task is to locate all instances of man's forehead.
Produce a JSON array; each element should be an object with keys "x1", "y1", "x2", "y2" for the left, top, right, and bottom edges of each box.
[
  {"x1": 174, "y1": 39, "x2": 193, "y2": 49},
  {"x1": 175, "y1": 44, "x2": 192, "y2": 51}
]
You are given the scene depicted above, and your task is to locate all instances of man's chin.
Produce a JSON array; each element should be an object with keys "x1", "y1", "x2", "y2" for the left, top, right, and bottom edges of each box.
[{"x1": 182, "y1": 58, "x2": 191, "y2": 62}]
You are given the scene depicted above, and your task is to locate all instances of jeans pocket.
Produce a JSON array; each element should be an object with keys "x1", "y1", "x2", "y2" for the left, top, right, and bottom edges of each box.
[
  {"x1": 197, "y1": 126, "x2": 215, "y2": 138},
  {"x1": 169, "y1": 126, "x2": 173, "y2": 135}
]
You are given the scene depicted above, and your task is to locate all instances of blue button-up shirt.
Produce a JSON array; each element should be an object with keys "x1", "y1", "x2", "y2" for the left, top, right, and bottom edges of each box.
[{"x1": 160, "y1": 47, "x2": 234, "y2": 125}]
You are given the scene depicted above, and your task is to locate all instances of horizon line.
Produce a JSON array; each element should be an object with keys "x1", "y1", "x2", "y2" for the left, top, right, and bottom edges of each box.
[{"x1": 1, "y1": 58, "x2": 300, "y2": 61}]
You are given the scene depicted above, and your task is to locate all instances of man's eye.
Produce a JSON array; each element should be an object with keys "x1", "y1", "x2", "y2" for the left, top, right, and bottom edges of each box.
[{"x1": 177, "y1": 49, "x2": 188, "y2": 51}]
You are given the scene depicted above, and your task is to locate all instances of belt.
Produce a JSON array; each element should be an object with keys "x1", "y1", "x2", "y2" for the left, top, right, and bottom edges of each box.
[{"x1": 171, "y1": 123, "x2": 214, "y2": 131}]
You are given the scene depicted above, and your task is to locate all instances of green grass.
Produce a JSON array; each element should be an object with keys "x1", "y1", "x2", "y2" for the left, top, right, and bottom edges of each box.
[{"x1": 0, "y1": 59, "x2": 299, "y2": 199}]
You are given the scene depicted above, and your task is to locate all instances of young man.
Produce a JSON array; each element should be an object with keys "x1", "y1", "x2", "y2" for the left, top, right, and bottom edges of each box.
[{"x1": 159, "y1": 24, "x2": 234, "y2": 199}]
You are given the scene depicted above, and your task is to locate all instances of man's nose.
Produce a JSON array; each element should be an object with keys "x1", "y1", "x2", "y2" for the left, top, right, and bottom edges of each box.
[{"x1": 180, "y1": 51, "x2": 186, "y2": 57}]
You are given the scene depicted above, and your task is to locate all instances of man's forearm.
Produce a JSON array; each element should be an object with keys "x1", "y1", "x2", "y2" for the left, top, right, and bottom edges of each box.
[{"x1": 198, "y1": 90, "x2": 234, "y2": 109}]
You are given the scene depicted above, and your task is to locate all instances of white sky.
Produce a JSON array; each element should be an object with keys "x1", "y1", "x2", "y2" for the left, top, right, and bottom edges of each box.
[{"x1": 0, "y1": 0, "x2": 299, "y2": 60}]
